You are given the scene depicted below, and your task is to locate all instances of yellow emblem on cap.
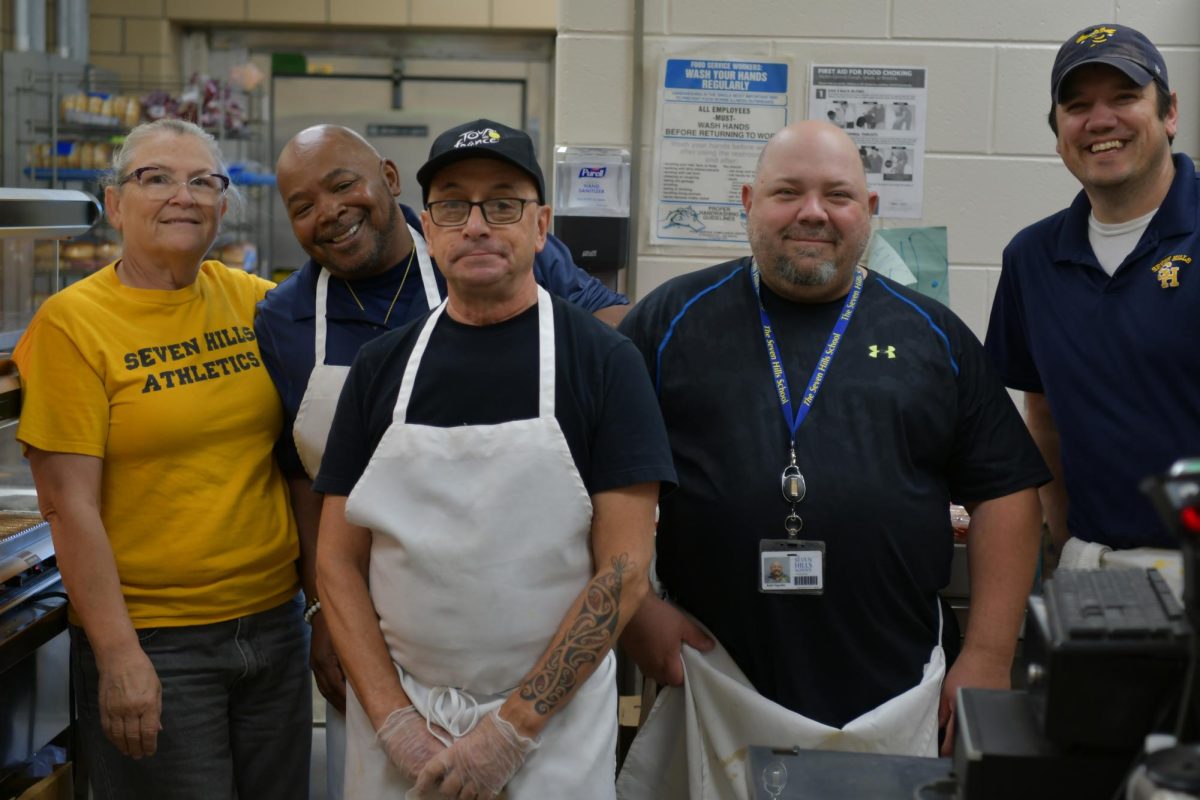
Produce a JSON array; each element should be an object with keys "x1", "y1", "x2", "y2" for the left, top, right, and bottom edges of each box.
[{"x1": 1076, "y1": 26, "x2": 1118, "y2": 47}]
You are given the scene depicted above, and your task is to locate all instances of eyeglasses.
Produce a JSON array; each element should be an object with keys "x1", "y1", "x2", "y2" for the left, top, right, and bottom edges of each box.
[
  {"x1": 119, "y1": 167, "x2": 231, "y2": 205},
  {"x1": 426, "y1": 198, "x2": 538, "y2": 227}
]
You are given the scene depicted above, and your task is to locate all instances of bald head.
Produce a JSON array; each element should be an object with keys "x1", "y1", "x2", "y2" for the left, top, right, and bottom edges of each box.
[
  {"x1": 277, "y1": 125, "x2": 379, "y2": 178},
  {"x1": 754, "y1": 121, "x2": 868, "y2": 192},
  {"x1": 276, "y1": 125, "x2": 409, "y2": 279},
  {"x1": 742, "y1": 120, "x2": 877, "y2": 303}
]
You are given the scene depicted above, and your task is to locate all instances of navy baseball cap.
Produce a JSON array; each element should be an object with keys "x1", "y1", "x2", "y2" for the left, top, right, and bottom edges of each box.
[
  {"x1": 417, "y1": 119, "x2": 545, "y2": 204},
  {"x1": 1051, "y1": 24, "x2": 1169, "y2": 103}
]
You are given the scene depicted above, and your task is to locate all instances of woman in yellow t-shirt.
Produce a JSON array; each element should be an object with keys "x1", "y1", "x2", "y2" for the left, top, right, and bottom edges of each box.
[{"x1": 15, "y1": 119, "x2": 309, "y2": 800}]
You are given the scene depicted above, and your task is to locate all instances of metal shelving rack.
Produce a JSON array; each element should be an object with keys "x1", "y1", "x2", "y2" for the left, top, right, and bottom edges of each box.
[{"x1": 2, "y1": 51, "x2": 275, "y2": 276}]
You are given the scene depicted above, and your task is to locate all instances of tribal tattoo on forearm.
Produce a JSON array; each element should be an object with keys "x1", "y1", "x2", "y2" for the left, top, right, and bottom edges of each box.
[{"x1": 518, "y1": 553, "x2": 631, "y2": 716}]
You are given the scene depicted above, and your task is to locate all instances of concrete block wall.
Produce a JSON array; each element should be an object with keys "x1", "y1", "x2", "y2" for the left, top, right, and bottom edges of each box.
[
  {"x1": 87, "y1": 0, "x2": 182, "y2": 86},
  {"x1": 82, "y1": 0, "x2": 555, "y2": 88},
  {"x1": 93, "y1": 0, "x2": 561, "y2": 29},
  {"x1": 556, "y1": 0, "x2": 1200, "y2": 339}
]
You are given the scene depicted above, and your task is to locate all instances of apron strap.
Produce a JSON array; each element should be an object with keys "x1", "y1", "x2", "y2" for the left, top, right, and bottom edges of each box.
[
  {"x1": 535, "y1": 286, "x2": 555, "y2": 420},
  {"x1": 314, "y1": 268, "x2": 332, "y2": 366},
  {"x1": 393, "y1": 299, "x2": 449, "y2": 424},
  {"x1": 409, "y1": 223, "x2": 442, "y2": 310},
  {"x1": 392, "y1": 287, "x2": 555, "y2": 424}
]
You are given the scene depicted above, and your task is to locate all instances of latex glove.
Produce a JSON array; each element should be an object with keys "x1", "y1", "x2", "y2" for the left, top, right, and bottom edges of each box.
[
  {"x1": 97, "y1": 644, "x2": 163, "y2": 759},
  {"x1": 378, "y1": 705, "x2": 451, "y2": 782},
  {"x1": 414, "y1": 710, "x2": 538, "y2": 800}
]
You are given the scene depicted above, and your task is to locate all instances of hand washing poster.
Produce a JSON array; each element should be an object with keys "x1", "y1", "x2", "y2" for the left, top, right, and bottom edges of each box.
[{"x1": 652, "y1": 58, "x2": 791, "y2": 245}]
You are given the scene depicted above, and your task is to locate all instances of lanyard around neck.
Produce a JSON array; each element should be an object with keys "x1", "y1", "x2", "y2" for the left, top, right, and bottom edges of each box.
[{"x1": 750, "y1": 262, "x2": 865, "y2": 448}]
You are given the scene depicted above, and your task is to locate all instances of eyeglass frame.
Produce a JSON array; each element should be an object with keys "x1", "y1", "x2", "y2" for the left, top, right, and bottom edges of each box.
[
  {"x1": 117, "y1": 166, "x2": 232, "y2": 203},
  {"x1": 425, "y1": 197, "x2": 539, "y2": 227}
]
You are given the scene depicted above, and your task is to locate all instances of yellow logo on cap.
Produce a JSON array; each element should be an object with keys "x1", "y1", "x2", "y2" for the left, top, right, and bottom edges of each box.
[{"x1": 1076, "y1": 26, "x2": 1118, "y2": 47}]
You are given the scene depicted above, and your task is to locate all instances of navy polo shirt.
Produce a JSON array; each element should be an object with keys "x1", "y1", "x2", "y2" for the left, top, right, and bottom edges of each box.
[
  {"x1": 986, "y1": 153, "x2": 1200, "y2": 549},
  {"x1": 255, "y1": 203, "x2": 629, "y2": 478}
]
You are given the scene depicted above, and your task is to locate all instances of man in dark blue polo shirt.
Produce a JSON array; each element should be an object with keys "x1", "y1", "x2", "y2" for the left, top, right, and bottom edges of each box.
[
  {"x1": 986, "y1": 25, "x2": 1200, "y2": 555},
  {"x1": 253, "y1": 123, "x2": 628, "y2": 800}
]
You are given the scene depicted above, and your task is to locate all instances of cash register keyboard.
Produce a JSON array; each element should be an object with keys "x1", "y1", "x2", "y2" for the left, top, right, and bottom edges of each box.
[{"x1": 1046, "y1": 568, "x2": 1187, "y2": 641}]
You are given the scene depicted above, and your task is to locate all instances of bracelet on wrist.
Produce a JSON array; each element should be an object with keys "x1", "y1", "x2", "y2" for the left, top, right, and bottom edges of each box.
[{"x1": 303, "y1": 598, "x2": 322, "y2": 625}]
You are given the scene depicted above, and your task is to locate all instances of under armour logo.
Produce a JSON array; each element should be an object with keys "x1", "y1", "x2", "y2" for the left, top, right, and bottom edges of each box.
[
  {"x1": 1158, "y1": 266, "x2": 1180, "y2": 288},
  {"x1": 868, "y1": 345, "x2": 896, "y2": 359}
]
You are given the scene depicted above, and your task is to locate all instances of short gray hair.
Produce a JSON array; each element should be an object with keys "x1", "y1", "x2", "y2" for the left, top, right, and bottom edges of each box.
[{"x1": 106, "y1": 118, "x2": 244, "y2": 220}]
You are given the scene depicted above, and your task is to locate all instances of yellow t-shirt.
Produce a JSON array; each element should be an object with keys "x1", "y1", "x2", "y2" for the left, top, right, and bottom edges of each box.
[{"x1": 15, "y1": 261, "x2": 299, "y2": 627}]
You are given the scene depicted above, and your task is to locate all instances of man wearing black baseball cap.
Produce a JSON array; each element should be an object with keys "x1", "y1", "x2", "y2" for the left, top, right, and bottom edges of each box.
[
  {"x1": 986, "y1": 25, "x2": 1199, "y2": 569},
  {"x1": 259, "y1": 122, "x2": 629, "y2": 800},
  {"x1": 417, "y1": 118, "x2": 547, "y2": 203},
  {"x1": 312, "y1": 118, "x2": 676, "y2": 799}
]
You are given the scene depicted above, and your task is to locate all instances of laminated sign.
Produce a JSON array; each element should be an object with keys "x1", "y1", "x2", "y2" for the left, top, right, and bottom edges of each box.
[{"x1": 652, "y1": 58, "x2": 791, "y2": 245}]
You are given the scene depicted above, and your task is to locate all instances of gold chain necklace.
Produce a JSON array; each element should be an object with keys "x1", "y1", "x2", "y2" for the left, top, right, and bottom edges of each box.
[{"x1": 343, "y1": 246, "x2": 415, "y2": 327}]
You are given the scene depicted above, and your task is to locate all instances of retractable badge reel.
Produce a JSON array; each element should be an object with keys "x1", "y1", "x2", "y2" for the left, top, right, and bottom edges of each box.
[{"x1": 759, "y1": 449, "x2": 825, "y2": 595}]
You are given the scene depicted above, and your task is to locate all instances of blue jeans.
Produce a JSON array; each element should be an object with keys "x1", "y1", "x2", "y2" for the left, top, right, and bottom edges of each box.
[{"x1": 71, "y1": 597, "x2": 312, "y2": 800}]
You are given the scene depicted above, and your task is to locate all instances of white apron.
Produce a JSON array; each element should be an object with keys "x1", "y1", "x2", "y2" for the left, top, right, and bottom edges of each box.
[
  {"x1": 293, "y1": 228, "x2": 438, "y2": 800},
  {"x1": 616, "y1": 606, "x2": 945, "y2": 800},
  {"x1": 342, "y1": 287, "x2": 617, "y2": 799},
  {"x1": 293, "y1": 224, "x2": 439, "y2": 480}
]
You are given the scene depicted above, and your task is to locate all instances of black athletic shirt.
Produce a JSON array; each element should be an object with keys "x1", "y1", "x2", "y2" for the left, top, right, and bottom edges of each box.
[{"x1": 620, "y1": 258, "x2": 1049, "y2": 727}]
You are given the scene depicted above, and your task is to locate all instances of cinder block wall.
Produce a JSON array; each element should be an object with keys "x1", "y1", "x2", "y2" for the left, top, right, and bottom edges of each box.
[
  {"x1": 89, "y1": 1, "x2": 181, "y2": 86},
  {"x1": 81, "y1": 0, "x2": 556, "y2": 87},
  {"x1": 556, "y1": 0, "x2": 1200, "y2": 337}
]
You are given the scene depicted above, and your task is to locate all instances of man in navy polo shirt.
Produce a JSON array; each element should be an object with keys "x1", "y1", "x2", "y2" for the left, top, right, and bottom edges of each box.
[
  {"x1": 986, "y1": 25, "x2": 1200, "y2": 557},
  {"x1": 253, "y1": 123, "x2": 628, "y2": 800}
]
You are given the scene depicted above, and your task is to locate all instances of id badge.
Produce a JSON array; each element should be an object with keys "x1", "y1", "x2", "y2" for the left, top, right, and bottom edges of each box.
[{"x1": 759, "y1": 539, "x2": 825, "y2": 595}]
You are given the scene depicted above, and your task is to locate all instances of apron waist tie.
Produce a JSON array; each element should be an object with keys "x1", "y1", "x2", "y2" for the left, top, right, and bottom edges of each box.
[{"x1": 424, "y1": 685, "x2": 484, "y2": 745}]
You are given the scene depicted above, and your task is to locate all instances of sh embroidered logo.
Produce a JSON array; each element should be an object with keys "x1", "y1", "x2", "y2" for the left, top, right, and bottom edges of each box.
[
  {"x1": 1076, "y1": 26, "x2": 1117, "y2": 47},
  {"x1": 1151, "y1": 254, "x2": 1191, "y2": 289},
  {"x1": 868, "y1": 345, "x2": 896, "y2": 359}
]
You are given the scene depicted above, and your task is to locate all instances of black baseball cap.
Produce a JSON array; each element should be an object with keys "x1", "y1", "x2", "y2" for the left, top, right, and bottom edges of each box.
[
  {"x1": 1051, "y1": 24, "x2": 1169, "y2": 104},
  {"x1": 416, "y1": 119, "x2": 545, "y2": 204}
]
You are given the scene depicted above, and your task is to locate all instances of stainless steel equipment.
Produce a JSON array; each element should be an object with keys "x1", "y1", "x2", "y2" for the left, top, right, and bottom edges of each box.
[
  {"x1": 0, "y1": 516, "x2": 56, "y2": 617},
  {"x1": 0, "y1": 186, "x2": 100, "y2": 789}
]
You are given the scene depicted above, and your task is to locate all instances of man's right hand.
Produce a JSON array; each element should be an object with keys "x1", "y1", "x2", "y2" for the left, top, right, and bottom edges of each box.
[
  {"x1": 97, "y1": 644, "x2": 162, "y2": 759},
  {"x1": 619, "y1": 593, "x2": 714, "y2": 687},
  {"x1": 377, "y1": 705, "x2": 450, "y2": 783},
  {"x1": 310, "y1": 613, "x2": 347, "y2": 714}
]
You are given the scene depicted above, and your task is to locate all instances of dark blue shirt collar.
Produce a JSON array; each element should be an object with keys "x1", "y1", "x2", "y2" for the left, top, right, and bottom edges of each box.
[{"x1": 1055, "y1": 153, "x2": 1197, "y2": 268}]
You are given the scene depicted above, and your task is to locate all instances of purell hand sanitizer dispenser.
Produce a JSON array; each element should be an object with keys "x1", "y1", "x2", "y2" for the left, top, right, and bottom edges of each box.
[{"x1": 552, "y1": 147, "x2": 631, "y2": 287}]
